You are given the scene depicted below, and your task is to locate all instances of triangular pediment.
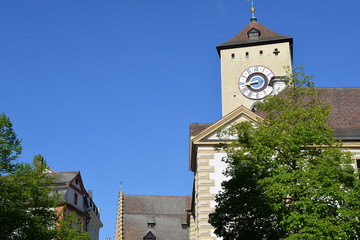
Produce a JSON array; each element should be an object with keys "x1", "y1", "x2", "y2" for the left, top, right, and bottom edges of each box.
[
  {"x1": 192, "y1": 105, "x2": 262, "y2": 144},
  {"x1": 189, "y1": 106, "x2": 262, "y2": 171}
]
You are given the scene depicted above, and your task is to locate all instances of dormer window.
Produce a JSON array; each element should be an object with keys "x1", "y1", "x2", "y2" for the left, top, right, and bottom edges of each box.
[
  {"x1": 147, "y1": 216, "x2": 155, "y2": 229},
  {"x1": 247, "y1": 28, "x2": 260, "y2": 40},
  {"x1": 143, "y1": 231, "x2": 156, "y2": 240}
]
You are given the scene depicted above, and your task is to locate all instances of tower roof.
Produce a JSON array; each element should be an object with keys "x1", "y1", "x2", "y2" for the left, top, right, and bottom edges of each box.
[{"x1": 216, "y1": 22, "x2": 293, "y2": 54}]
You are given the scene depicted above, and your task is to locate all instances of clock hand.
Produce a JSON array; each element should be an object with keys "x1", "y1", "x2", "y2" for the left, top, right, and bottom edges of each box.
[{"x1": 245, "y1": 80, "x2": 259, "y2": 86}]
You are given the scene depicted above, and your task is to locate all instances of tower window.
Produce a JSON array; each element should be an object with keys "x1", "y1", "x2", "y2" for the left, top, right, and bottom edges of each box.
[
  {"x1": 247, "y1": 28, "x2": 260, "y2": 40},
  {"x1": 245, "y1": 52, "x2": 249, "y2": 58},
  {"x1": 231, "y1": 53, "x2": 235, "y2": 59},
  {"x1": 259, "y1": 50, "x2": 263, "y2": 56}
]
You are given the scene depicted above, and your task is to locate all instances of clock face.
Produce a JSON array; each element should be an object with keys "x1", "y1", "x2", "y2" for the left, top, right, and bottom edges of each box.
[{"x1": 239, "y1": 66, "x2": 274, "y2": 100}]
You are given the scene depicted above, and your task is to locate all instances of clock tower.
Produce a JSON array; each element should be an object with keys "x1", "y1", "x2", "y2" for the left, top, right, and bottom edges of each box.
[
  {"x1": 217, "y1": 6, "x2": 293, "y2": 116},
  {"x1": 188, "y1": 5, "x2": 295, "y2": 240}
]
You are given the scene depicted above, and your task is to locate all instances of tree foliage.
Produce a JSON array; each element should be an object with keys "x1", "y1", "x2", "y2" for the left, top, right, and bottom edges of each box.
[
  {"x1": 0, "y1": 155, "x2": 60, "y2": 239},
  {"x1": 55, "y1": 211, "x2": 90, "y2": 240},
  {"x1": 0, "y1": 115, "x2": 90, "y2": 240},
  {"x1": 0, "y1": 113, "x2": 22, "y2": 175},
  {"x1": 209, "y1": 68, "x2": 360, "y2": 239}
]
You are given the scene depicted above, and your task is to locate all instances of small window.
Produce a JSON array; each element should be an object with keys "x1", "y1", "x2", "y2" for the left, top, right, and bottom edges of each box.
[
  {"x1": 259, "y1": 50, "x2": 263, "y2": 56},
  {"x1": 356, "y1": 159, "x2": 360, "y2": 172},
  {"x1": 75, "y1": 179, "x2": 79, "y2": 185},
  {"x1": 251, "y1": 101, "x2": 262, "y2": 112},
  {"x1": 231, "y1": 53, "x2": 235, "y2": 59},
  {"x1": 74, "y1": 193, "x2": 78, "y2": 205},
  {"x1": 245, "y1": 52, "x2": 249, "y2": 58},
  {"x1": 147, "y1": 223, "x2": 155, "y2": 228},
  {"x1": 181, "y1": 224, "x2": 188, "y2": 229}
]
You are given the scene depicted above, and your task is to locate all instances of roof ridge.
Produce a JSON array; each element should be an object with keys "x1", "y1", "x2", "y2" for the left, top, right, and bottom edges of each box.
[{"x1": 124, "y1": 194, "x2": 190, "y2": 198}]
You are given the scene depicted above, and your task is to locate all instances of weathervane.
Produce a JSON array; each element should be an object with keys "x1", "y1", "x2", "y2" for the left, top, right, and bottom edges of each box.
[{"x1": 247, "y1": 0, "x2": 257, "y2": 22}]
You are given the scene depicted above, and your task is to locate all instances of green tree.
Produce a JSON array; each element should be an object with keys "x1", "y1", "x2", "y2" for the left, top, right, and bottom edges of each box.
[
  {"x1": 0, "y1": 113, "x2": 22, "y2": 175},
  {"x1": 209, "y1": 69, "x2": 360, "y2": 239},
  {"x1": 55, "y1": 211, "x2": 90, "y2": 240},
  {"x1": 0, "y1": 115, "x2": 91, "y2": 239},
  {"x1": 0, "y1": 155, "x2": 60, "y2": 239}
]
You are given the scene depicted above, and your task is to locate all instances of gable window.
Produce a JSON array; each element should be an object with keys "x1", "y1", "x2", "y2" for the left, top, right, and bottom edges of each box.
[{"x1": 74, "y1": 193, "x2": 78, "y2": 205}]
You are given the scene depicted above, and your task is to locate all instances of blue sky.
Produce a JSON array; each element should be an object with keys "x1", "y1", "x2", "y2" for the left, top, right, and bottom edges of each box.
[{"x1": 1, "y1": 0, "x2": 359, "y2": 239}]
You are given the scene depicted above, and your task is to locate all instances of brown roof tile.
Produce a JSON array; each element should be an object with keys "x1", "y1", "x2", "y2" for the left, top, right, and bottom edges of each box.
[
  {"x1": 189, "y1": 123, "x2": 212, "y2": 136},
  {"x1": 123, "y1": 195, "x2": 191, "y2": 240},
  {"x1": 217, "y1": 22, "x2": 292, "y2": 52},
  {"x1": 318, "y1": 88, "x2": 360, "y2": 139}
]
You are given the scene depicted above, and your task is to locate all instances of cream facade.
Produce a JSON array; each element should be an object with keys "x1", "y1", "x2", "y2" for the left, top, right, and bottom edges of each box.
[
  {"x1": 220, "y1": 42, "x2": 292, "y2": 116},
  {"x1": 189, "y1": 107, "x2": 264, "y2": 240}
]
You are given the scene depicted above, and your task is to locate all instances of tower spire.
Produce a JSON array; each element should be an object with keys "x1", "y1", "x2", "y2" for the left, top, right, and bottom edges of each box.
[
  {"x1": 247, "y1": 0, "x2": 257, "y2": 22},
  {"x1": 115, "y1": 184, "x2": 124, "y2": 240}
]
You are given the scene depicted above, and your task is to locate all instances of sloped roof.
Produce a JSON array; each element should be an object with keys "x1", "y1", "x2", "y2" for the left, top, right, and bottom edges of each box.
[
  {"x1": 123, "y1": 195, "x2": 191, "y2": 240},
  {"x1": 319, "y1": 88, "x2": 360, "y2": 139},
  {"x1": 190, "y1": 87, "x2": 360, "y2": 140},
  {"x1": 53, "y1": 171, "x2": 79, "y2": 184},
  {"x1": 189, "y1": 123, "x2": 212, "y2": 136},
  {"x1": 217, "y1": 22, "x2": 292, "y2": 53}
]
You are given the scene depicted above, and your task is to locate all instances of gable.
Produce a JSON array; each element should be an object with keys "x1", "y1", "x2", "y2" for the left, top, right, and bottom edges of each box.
[
  {"x1": 191, "y1": 106, "x2": 261, "y2": 144},
  {"x1": 189, "y1": 106, "x2": 261, "y2": 172},
  {"x1": 202, "y1": 114, "x2": 254, "y2": 141},
  {"x1": 70, "y1": 173, "x2": 86, "y2": 195}
]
